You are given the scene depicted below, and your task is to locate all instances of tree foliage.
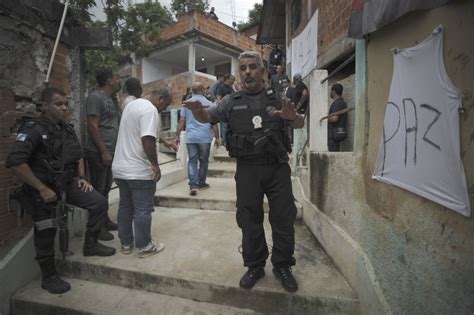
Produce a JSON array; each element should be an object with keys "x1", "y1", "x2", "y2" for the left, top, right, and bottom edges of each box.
[
  {"x1": 69, "y1": 0, "x2": 174, "y2": 83},
  {"x1": 237, "y1": 3, "x2": 263, "y2": 32},
  {"x1": 170, "y1": 0, "x2": 209, "y2": 19},
  {"x1": 120, "y1": 1, "x2": 174, "y2": 56}
]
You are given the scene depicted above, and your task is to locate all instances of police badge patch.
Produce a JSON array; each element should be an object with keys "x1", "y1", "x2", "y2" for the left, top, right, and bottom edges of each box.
[{"x1": 16, "y1": 133, "x2": 28, "y2": 142}]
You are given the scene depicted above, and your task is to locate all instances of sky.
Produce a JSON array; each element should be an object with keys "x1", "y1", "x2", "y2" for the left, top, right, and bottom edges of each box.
[{"x1": 89, "y1": 0, "x2": 262, "y2": 27}]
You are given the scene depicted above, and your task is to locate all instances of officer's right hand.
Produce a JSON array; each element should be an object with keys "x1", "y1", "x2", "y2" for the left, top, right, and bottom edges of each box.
[
  {"x1": 39, "y1": 186, "x2": 57, "y2": 203},
  {"x1": 101, "y1": 151, "x2": 113, "y2": 166},
  {"x1": 183, "y1": 99, "x2": 209, "y2": 111}
]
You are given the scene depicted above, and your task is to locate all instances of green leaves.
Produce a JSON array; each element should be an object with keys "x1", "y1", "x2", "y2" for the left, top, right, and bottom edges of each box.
[
  {"x1": 120, "y1": 1, "x2": 173, "y2": 56},
  {"x1": 70, "y1": 0, "x2": 173, "y2": 83},
  {"x1": 170, "y1": 0, "x2": 209, "y2": 19},
  {"x1": 237, "y1": 3, "x2": 263, "y2": 31}
]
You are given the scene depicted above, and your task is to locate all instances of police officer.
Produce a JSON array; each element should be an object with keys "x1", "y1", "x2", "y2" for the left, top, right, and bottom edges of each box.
[
  {"x1": 184, "y1": 51, "x2": 305, "y2": 292},
  {"x1": 6, "y1": 87, "x2": 116, "y2": 294}
]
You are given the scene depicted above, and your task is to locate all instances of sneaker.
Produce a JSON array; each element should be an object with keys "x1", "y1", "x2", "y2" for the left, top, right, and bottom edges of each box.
[
  {"x1": 273, "y1": 265, "x2": 298, "y2": 292},
  {"x1": 190, "y1": 188, "x2": 197, "y2": 196},
  {"x1": 41, "y1": 274, "x2": 71, "y2": 294},
  {"x1": 198, "y1": 183, "x2": 210, "y2": 190},
  {"x1": 239, "y1": 267, "x2": 265, "y2": 289},
  {"x1": 121, "y1": 244, "x2": 134, "y2": 255},
  {"x1": 138, "y1": 241, "x2": 165, "y2": 258}
]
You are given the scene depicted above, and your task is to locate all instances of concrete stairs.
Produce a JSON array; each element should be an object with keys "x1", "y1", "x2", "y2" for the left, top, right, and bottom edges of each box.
[{"x1": 11, "y1": 148, "x2": 360, "y2": 314}]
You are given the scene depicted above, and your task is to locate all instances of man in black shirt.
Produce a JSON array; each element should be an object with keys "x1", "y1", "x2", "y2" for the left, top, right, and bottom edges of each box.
[
  {"x1": 327, "y1": 83, "x2": 347, "y2": 152},
  {"x1": 183, "y1": 51, "x2": 305, "y2": 293},
  {"x1": 216, "y1": 74, "x2": 235, "y2": 101},
  {"x1": 292, "y1": 73, "x2": 309, "y2": 115},
  {"x1": 270, "y1": 65, "x2": 287, "y2": 92},
  {"x1": 268, "y1": 44, "x2": 285, "y2": 77}
]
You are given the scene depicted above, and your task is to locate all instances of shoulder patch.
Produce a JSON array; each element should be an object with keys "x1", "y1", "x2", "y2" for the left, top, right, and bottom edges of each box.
[
  {"x1": 16, "y1": 133, "x2": 28, "y2": 142},
  {"x1": 233, "y1": 91, "x2": 242, "y2": 99}
]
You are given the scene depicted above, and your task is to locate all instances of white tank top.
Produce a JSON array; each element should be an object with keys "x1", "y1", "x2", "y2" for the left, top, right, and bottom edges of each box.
[{"x1": 373, "y1": 25, "x2": 470, "y2": 217}]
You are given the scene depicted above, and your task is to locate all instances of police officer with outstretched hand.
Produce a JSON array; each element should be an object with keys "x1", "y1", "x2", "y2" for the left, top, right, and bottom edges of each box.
[
  {"x1": 6, "y1": 87, "x2": 115, "y2": 295},
  {"x1": 184, "y1": 51, "x2": 304, "y2": 293}
]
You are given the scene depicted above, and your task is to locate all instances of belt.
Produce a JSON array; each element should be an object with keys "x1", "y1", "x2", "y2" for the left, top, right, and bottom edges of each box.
[{"x1": 237, "y1": 156, "x2": 281, "y2": 165}]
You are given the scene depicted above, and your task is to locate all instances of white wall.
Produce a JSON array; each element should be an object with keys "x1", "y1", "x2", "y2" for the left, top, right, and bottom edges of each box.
[{"x1": 142, "y1": 58, "x2": 173, "y2": 83}]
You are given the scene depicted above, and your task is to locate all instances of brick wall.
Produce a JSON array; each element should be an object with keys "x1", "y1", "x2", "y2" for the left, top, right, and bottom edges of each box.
[
  {"x1": 142, "y1": 71, "x2": 215, "y2": 111},
  {"x1": 291, "y1": 0, "x2": 352, "y2": 56},
  {"x1": 317, "y1": 0, "x2": 352, "y2": 52},
  {"x1": 160, "y1": 12, "x2": 270, "y2": 61},
  {"x1": 48, "y1": 43, "x2": 72, "y2": 95}
]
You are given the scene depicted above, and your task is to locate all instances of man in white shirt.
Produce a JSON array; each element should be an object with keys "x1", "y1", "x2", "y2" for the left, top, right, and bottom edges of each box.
[
  {"x1": 120, "y1": 77, "x2": 143, "y2": 112},
  {"x1": 112, "y1": 87, "x2": 172, "y2": 258}
]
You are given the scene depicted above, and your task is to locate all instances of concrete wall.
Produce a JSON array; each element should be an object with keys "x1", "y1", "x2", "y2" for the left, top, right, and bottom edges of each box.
[
  {"x1": 142, "y1": 58, "x2": 173, "y2": 83},
  {"x1": 301, "y1": 1, "x2": 474, "y2": 314}
]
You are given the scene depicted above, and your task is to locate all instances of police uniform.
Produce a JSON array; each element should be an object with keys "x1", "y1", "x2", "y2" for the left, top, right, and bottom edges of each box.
[
  {"x1": 211, "y1": 88, "x2": 297, "y2": 269},
  {"x1": 5, "y1": 116, "x2": 109, "y2": 278}
]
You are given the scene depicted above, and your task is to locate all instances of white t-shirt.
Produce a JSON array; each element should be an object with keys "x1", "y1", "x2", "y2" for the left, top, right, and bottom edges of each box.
[
  {"x1": 112, "y1": 98, "x2": 160, "y2": 180},
  {"x1": 120, "y1": 95, "x2": 136, "y2": 111}
]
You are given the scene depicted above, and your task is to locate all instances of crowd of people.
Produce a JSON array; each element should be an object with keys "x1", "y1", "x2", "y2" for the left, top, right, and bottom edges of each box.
[{"x1": 6, "y1": 48, "x2": 349, "y2": 296}]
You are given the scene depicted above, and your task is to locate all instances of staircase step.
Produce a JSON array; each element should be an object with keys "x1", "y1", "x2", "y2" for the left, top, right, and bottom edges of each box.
[
  {"x1": 213, "y1": 153, "x2": 235, "y2": 163},
  {"x1": 207, "y1": 162, "x2": 236, "y2": 178},
  {"x1": 58, "y1": 208, "x2": 358, "y2": 314},
  {"x1": 12, "y1": 278, "x2": 257, "y2": 315},
  {"x1": 155, "y1": 177, "x2": 270, "y2": 212}
]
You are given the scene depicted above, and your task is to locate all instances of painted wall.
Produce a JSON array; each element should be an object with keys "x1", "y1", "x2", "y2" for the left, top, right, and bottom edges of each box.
[
  {"x1": 142, "y1": 58, "x2": 174, "y2": 83},
  {"x1": 304, "y1": 1, "x2": 474, "y2": 313}
]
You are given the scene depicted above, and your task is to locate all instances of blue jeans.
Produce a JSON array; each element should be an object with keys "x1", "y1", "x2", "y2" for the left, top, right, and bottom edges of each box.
[
  {"x1": 186, "y1": 143, "x2": 211, "y2": 189},
  {"x1": 116, "y1": 179, "x2": 156, "y2": 248}
]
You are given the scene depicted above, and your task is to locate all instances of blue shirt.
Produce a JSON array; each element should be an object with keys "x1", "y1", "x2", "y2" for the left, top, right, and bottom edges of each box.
[{"x1": 180, "y1": 94, "x2": 215, "y2": 144}]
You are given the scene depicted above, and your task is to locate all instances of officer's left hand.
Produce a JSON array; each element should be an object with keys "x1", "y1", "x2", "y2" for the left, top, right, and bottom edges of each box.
[
  {"x1": 78, "y1": 178, "x2": 93, "y2": 192},
  {"x1": 272, "y1": 97, "x2": 297, "y2": 121}
]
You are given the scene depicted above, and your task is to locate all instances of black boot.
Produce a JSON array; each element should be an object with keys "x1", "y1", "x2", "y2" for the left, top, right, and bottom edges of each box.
[
  {"x1": 98, "y1": 227, "x2": 114, "y2": 241},
  {"x1": 273, "y1": 265, "x2": 298, "y2": 292},
  {"x1": 39, "y1": 261, "x2": 71, "y2": 294},
  {"x1": 239, "y1": 267, "x2": 265, "y2": 289},
  {"x1": 104, "y1": 216, "x2": 118, "y2": 231},
  {"x1": 83, "y1": 231, "x2": 116, "y2": 257}
]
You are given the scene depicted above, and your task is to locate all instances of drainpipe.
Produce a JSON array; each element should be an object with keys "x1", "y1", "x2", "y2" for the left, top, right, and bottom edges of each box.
[{"x1": 45, "y1": 0, "x2": 70, "y2": 84}]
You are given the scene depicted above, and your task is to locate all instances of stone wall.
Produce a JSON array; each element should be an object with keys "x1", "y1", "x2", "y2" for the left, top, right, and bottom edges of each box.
[
  {"x1": 0, "y1": 2, "x2": 82, "y2": 314},
  {"x1": 0, "y1": 6, "x2": 76, "y2": 252}
]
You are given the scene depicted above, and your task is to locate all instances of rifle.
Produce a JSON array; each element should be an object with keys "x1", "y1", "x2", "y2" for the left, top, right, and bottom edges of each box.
[
  {"x1": 319, "y1": 106, "x2": 355, "y2": 123},
  {"x1": 34, "y1": 126, "x2": 73, "y2": 260}
]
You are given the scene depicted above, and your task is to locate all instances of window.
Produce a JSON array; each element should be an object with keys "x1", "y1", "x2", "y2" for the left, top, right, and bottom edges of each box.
[{"x1": 291, "y1": 0, "x2": 302, "y2": 34}]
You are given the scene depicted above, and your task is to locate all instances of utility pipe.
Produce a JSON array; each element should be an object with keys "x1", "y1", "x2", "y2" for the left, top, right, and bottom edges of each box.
[{"x1": 45, "y1": 0, "x2": 70, "y2": 84}]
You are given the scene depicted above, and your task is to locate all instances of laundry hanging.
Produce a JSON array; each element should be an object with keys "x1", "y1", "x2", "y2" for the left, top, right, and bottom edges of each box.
[{"x1": 372, "y1": 25, "x2": 471, "y2": 217}]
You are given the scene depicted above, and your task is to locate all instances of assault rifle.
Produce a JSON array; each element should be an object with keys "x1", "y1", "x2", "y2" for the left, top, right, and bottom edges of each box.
[
  {"x1": 34, "y1": 126, "x2": 73, "y2": 260},
  {"x1": 34, "y1": 162, "x2": 74, "y2": 260}
]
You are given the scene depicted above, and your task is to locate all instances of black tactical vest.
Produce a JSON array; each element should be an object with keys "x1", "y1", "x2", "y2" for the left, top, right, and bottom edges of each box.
[
  {"x1": 21, "y1": 117, "x2": 82, "y2": 183},
  {"x1": 225, "y1": 89, "x2": 291, "y2": 162}
]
